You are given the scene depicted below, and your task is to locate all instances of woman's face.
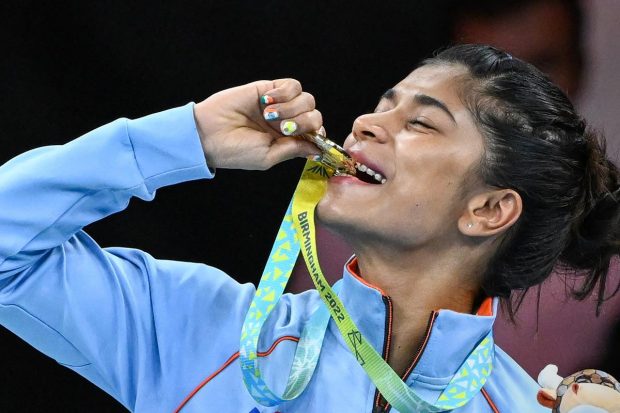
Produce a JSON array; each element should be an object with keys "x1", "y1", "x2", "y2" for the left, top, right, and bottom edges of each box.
[{"x1": 318, "y1": 63, "x2": 487, "y2": 252}]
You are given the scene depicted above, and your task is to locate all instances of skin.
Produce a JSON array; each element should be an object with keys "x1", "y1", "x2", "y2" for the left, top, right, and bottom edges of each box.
[
  {"x1": 318, "y1": 64, "x2": 522, "y2": 374},
  {"x1": 194, "y1": 65, "x2": 523, "y2": 376}
]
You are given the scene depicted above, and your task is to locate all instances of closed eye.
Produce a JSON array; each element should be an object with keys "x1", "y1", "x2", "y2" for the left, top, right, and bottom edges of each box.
[{"x1": 409, "y1": 119, "x2": 435, "y2": 130}]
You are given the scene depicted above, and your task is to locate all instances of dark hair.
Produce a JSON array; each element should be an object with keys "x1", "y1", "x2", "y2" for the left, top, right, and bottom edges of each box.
[{"x1": 423, "y1": 44, "x2": 620, "y2": 317}]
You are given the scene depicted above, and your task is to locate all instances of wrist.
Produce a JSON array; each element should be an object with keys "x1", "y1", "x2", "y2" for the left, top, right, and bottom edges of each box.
[{"x1": 193, "y1": 100, "x2": 217, "y2": 168}]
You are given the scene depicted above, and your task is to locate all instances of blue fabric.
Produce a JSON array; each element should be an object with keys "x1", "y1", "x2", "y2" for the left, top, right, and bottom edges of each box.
[{"x1": 0, "y1": 103, "x2": 548, "y2": 412}]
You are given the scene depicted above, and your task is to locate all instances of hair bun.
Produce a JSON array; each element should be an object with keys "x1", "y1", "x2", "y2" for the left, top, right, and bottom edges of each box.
[{"x1": 560, "y1": 129, "x2": 620, "y2": 312}]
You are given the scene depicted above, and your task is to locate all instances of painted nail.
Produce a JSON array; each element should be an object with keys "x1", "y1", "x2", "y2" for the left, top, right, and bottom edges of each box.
[
  {"x1": 308, "y1": 154, "x2": 322, "y2": 162},
  {"x1": 260, "y1": 95, "x2": 275, "y2": 105},
  {"x1": 264, "y1": 107, "x2": 279, "y2": 121},
  {"x1": 280, "y1": 120, "x2": 298, "y2": 135}
]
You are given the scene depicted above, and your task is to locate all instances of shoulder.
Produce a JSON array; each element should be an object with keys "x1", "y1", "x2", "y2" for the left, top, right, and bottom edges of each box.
[
  {"x1": 107, "y1": 246, "x2": 324, "y2": 339},
  {"x1": 482, "y1": 346, "x2": 548, "y2": 412},
  {"x1": 102, "y1": 246, "x2": 259, "y2": 326}
]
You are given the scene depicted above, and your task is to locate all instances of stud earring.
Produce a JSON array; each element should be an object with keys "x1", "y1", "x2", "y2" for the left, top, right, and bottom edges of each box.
[{"x1": 467, "y1": 223, "x2": 474, "y2": 228}]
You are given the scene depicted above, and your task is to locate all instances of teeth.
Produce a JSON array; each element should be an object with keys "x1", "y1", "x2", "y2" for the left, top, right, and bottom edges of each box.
[{"x1": 354, "y1": 162, "x2": 386, "y2": 184}]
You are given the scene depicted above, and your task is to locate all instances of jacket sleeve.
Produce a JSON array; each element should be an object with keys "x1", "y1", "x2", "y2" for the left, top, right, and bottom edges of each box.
[{"x1": 0, "y1": 103, "x2": 222, "y2": 409}]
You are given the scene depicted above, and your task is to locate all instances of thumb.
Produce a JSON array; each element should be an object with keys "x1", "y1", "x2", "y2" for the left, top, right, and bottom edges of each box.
[{"x1": 266, "y1": 137, "x2": 321, "y2": 166}]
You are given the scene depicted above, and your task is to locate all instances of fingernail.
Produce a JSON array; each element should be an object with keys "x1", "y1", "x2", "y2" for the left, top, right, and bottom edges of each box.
[
  {"x1": 280, "y1": 120, "x2": 298, "y2": 135},
  {"x1": 260, "y1": 95, "x2": 275, "y2": 105},
  {"x1": 264, "y1": 107, "x2": 279, "y2": 121},
  {"x1": 308, "y1": 154, "x2": 322, "y2": 162}
]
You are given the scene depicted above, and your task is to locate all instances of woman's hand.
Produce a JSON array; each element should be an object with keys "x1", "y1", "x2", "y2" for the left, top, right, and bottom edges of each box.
[{"x1": 194, "y1": 78, "x2": 323, "y2": 170}]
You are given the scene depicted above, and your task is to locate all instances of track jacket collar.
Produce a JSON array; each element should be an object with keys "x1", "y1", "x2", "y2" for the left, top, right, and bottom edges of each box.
[{"x1": 335, "y1": 257, "x2": 497, "y2": 385}]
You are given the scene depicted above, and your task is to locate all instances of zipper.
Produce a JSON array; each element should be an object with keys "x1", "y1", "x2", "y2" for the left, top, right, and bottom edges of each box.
[
  {"x1": 373, "y1": 305, "x2": 438, "y2": 412},
  {"x1": 372, "y1": 296, "x2": 394, "y2": 411}
]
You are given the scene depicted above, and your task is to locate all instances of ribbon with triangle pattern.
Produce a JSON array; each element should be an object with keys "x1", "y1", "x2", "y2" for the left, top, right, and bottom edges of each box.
[{"x1": 239, "y1": 159, "x2": 494, "y2": 411}]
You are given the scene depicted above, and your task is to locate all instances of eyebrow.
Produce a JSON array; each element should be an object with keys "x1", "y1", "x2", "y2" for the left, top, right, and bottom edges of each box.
[{"x1": 381, "y1": 88, "x2": 456, "y2": 124}]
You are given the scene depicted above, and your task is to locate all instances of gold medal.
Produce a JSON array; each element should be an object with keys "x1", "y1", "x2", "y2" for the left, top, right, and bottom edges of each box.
[{"x1": 302, "y1": 130, "x2": 356, "y2": 176}]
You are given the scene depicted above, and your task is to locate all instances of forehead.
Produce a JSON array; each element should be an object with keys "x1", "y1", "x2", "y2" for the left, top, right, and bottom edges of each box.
[{"x1": 392, "y1": 64, "x2": 470, "y2": 108}]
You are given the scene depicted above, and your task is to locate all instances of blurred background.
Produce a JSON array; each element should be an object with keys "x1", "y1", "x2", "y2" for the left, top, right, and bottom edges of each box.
[{"x1": 0, "y1": 0, "x2": 618, "y2": 411}]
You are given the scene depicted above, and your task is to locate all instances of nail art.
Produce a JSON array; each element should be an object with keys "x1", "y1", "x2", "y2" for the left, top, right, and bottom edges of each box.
[
  {"x1": 280, "y1": 120, "x2": 298, "y2": 135},
  {"x1": 264, "y1": 107, "x2": 279, "y2": 121},
  {"x1": 260, "y1": 95, "x2": 275, "y2": 105}
]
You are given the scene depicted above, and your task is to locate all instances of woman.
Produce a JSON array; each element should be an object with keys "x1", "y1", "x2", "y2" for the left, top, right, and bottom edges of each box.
[{"x1": 0, "y1": 45, "x2": 616, "y2": 412}]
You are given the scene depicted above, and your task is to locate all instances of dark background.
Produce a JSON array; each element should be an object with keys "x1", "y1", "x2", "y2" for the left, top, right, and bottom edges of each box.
[{"x1": 0, "y1": 1, "x2": 453, "y2": 410}]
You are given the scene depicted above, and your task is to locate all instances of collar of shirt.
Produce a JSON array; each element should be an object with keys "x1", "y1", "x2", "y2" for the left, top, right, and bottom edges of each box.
[{"x1": 333, "y1": 256, "x2": 497, "y2": 385}]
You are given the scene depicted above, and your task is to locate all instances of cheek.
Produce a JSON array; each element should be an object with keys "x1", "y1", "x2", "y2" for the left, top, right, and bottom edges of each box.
[
  {"x1": 401, "y1": 143, "x2": 479, "y2": 190},
  {"x1": 395, "y1": 153, "x2": 459, "y2": 197},
  {"x1": 392, "y1": 158, "x2": 470, "y2": 224}
]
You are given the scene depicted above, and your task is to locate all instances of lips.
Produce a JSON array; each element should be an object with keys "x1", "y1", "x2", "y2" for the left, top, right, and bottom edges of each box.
[{"x1": 349, "y1": 152, "x2": 387, "y2": 184}]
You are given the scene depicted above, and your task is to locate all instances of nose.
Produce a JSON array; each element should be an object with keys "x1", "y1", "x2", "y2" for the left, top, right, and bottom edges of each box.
[{"x1": 351, "y1": 113, "x2": 389, "y2": 144}]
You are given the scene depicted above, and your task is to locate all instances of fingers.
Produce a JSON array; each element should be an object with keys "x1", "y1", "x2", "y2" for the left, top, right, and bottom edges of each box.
[
  {"x1": 260, "y1": 89, "x2": 323, "y2": 138},
  {"x1": 264, "y1": 136, "x2": 321, "y2": 167},
  {"x1": 259, "y1": 78, "x2": 302, "y2": 105},
  {"x1": 279, "y1": 110, "x2": 323, "y2": 136},
  {"x1": 254, "y1": 78, "x2": 324, "y2": 166},
  {"x1": 262, "y1": 91, "x2": 313, "y2": 120}
]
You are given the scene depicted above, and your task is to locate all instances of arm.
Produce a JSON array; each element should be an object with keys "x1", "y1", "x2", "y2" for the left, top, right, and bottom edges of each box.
[
  {"x1": 0, "y1": 103, "x2": 213, "y2": 408},
  {"x1": 0, "y1": 103, "x2": 209, "y2": 276},
  {"x1": 0, "y1": 80, "x2": 322, "y2": 409}
]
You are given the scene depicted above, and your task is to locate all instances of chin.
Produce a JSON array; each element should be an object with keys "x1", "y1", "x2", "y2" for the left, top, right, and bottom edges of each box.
[
  {"x1": 316, "y1": 197, "x2": 341, "y2": 227},
  {"x1": 316, "y1": 196, "x2": 356, "y2": 235},
  {"x1": 316, "y1": 197, "x2": 376, "y2": 249}
]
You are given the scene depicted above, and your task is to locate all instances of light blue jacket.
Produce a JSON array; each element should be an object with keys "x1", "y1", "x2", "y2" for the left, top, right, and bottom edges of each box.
[{"x1": 0, "y1": 104, "x2": 548, "y2": 412}]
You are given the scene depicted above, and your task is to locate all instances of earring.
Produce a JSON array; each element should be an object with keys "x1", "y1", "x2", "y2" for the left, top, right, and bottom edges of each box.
[{"x1": 467, "y1": 223, "x2": 474, "y2": 228}]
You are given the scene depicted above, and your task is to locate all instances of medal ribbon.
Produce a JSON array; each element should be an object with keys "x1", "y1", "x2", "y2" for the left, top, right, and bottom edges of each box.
[{"x1": 240, "y1": 160, "x2": 494, "y2": 412}]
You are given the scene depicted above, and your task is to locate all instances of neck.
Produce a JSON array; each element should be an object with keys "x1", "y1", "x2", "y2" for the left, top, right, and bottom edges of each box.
[{"x1": 352, "y1": 243, "x2": 483, "y2": 376}]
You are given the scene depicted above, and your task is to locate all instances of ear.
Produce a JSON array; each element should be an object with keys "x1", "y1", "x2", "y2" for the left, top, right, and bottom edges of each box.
[{"x1": 458, "y1": 189, "x2": 522, "y2": 237}]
